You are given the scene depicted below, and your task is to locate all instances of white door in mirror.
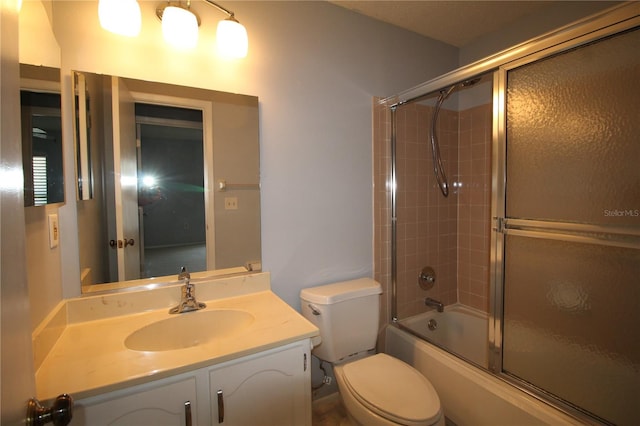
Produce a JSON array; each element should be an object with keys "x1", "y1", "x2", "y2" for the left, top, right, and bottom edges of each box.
[{"x1": 48, "y1": 214, "x2": 59, "y2": 249}]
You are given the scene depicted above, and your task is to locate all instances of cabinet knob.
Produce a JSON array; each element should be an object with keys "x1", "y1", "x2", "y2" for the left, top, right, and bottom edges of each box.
[{"x1": 26, "y1": 394, "x2": 73, "y2": 426}]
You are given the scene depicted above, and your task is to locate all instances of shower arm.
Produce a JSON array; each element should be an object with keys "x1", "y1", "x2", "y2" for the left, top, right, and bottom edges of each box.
[{"x1": 430, "y1": 85, "x2": 456, "y2": 197}]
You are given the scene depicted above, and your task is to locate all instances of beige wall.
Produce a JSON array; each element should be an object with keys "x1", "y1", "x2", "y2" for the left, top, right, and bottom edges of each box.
[
  {"x1": 20, "y1": 0, "x2": 64, "y2": 331},
  {"x1": 211, "y1": 99, "x2": 261, "y2": 269}
]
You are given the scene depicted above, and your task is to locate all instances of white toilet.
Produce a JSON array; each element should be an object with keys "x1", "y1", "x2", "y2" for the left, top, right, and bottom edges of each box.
[{"x1": 301, "y1": 278, "x2": 444, "y2": 426}]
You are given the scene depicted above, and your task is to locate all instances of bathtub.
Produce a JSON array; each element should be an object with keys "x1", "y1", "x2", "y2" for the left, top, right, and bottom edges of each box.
[
  {"x1": 386, "y1": 305, "x2": 582, "y2": 426},
  {"x1": 398, "y1": 304, "x2": 488, "y2": 368}
]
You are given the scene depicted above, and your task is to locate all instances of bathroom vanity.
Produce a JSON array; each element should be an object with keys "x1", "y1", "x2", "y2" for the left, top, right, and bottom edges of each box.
[
  {"x1": 74, "y1": 341, "x2": 309, "y2": 425},
  {"x1": 33, "y1": 272, "x2": 319, "y2": 425}
]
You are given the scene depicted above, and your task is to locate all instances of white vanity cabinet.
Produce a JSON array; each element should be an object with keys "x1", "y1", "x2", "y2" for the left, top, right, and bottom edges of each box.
[
  {"x1": 209, "y1": 340, "x2": 311, "y2": 425},
  {"x1": 72, "y1": 340, "x2": 312, "y2": 426},
  {"x1": 73, "y1": 374, "x2": 199, "y2": 425}
]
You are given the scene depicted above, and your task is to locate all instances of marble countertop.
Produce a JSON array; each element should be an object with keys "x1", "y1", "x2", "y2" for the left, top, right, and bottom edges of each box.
[{"x1": 36, "y1": 274, "x2": 319, "y2": 401}]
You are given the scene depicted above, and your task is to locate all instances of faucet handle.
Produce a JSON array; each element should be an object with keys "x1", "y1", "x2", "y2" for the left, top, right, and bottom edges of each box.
[{"x1": 178, "y1": 266, "x2": 190, "y2": 281}]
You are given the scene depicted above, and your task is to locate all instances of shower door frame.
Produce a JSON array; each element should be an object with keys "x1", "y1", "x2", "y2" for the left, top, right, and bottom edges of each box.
[
  {"x1": 491, "y1": 21, "x2": 640, "y2": 425},
  {"x1": 383, "y1": 2, "x2": 640, "y2": 424}
]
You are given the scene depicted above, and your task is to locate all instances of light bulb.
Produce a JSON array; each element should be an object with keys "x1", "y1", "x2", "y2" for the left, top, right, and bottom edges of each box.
[
  {"x1": 216, "y1": 18, "x2": 248, "y2": 58},
  {"x1": 162, "y1": 5, "x2": 199, "y2": 49},
  {"x1": 98, "y1": 0, "x2": 142, "y2": 37}
]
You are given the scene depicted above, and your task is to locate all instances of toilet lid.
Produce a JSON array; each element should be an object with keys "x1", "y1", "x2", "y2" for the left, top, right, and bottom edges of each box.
[{"x1": 341, "y1": 353, "x2": 441, "y2": 425}]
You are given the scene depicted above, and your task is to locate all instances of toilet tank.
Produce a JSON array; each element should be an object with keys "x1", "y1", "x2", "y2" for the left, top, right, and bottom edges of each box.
[{"x1": 300, "y1": 278, "x2": 382, "y2": 363}]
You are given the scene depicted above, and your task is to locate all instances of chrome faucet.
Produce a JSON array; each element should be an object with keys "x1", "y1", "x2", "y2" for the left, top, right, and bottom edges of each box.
[
  {"x1": 169, "y1": 267, "x2": 206, "y2": 314},
  {"x1": 424, "y1": 297, "x2": 444, "y2": 313}
]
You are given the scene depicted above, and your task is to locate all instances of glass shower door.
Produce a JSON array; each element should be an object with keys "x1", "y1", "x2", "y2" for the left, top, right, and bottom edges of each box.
[{"x1": 499, "y1": 28, "x2": 640, "y2": 424}]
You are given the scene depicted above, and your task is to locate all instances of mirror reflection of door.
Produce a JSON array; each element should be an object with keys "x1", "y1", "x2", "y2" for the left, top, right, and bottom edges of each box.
[
  {"x1": 111, "y1": 77, "x2": 140, "y2": 280},
  {"x1": 135, "y1": 103, "x2": 205, "y2": 278},
  {"x1": 110, "y1": 77, "x2": 207, "y2": 281}
]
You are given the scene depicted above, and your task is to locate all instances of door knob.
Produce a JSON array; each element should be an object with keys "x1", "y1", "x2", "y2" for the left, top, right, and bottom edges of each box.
[
  {"x1": 109, "y1": 239, "x2": 135, "y2": 248},
  {"x1": 26, "y1": 394, "x2": 73, "y2": 426}
]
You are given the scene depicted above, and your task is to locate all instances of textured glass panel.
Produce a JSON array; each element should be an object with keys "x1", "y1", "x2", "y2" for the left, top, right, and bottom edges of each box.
[
  {"x1": 506, "y1": 29, "x2": 640, "y2": 226},
  {"x1": 502, "y1": 235, "x2": 640, "y2": 424}
]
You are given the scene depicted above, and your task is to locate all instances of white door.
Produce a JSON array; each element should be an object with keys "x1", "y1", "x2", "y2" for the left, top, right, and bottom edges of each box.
[
  {"x1": 111, "y1": 76, "x2": 140, "y2": 280},
  {"x1": 1, "y1": 5, "x2": 36, "y2": 422}
]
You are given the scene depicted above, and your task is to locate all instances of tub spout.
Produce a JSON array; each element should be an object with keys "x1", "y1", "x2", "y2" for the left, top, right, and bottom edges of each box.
[{"x1": 425, "y1": 297, "x2": 444, "y2": 313}]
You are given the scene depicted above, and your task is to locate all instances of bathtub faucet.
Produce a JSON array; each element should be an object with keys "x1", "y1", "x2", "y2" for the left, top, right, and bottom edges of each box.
[
  {"x1": 169, "y1": 267, "x2": 206, "y2": 314},
  {"x1": 424, "y1": 297, "x2": 444, "y2": 313}
]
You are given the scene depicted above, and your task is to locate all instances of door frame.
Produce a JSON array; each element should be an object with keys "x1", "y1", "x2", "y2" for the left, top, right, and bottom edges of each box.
[{"x1": 108, "y1": 89, "x2": 215, "y2": 279}]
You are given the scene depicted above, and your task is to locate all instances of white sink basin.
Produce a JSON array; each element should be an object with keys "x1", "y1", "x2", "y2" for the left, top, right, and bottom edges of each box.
[{"x1": 125, "y1": 309, "x2": 254, "y2": 352}]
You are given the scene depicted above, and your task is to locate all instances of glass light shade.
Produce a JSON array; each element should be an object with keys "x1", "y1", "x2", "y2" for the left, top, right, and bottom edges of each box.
[
  {"x1": 216, "y1": 18, "x2": 248, "y2": 58},
  {"x1": 98, "y1": 0, "x2": 142, "y2": 37},
  {"x1": 162, "y1": 6, "x2": 199, "y2": 49}
]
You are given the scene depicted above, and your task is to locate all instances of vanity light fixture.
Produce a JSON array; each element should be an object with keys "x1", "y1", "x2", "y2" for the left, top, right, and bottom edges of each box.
[
  {"x1": 156, "y1": 0, "x2": 248, "y2": 57},
  {"x1": 98, "y1": 0, "x2": 142, "y2": 37},
  {"x1": 157, "y1": 1, "x2": 200, "y2": 49},
  {"x1": 207, "y1": 0, "x2": 249, "y2": 58}
]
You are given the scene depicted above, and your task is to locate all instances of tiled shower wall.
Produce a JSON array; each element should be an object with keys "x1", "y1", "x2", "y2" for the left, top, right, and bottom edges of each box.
[
  {"x1": 457, "y1": 104, "x2": 491, "y2": 311},
  {"x1": 373, "y1": 99, "x2": 392, "y2": 326},
  {"x1": 373, "y1": 99, "x2": 491, "y2": 321}
]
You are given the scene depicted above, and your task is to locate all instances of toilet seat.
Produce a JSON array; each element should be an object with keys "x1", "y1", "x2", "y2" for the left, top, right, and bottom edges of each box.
[{"x1": 340, "y1": 353, "x2": 442, "y2": 426}]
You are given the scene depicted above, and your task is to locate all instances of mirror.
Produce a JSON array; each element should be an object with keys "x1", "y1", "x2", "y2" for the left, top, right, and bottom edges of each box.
[
  {"x1": 75, "y1": 71, "x2": 261, "y2": 291},
  {"x1": 20, "y1": 64, "x2": 64, "y2": 207}
]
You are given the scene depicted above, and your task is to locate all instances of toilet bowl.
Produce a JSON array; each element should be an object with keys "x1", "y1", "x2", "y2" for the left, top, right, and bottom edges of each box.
[
  {"x1": 300, "y1": 278, "x2": 444, "y2": 426},
  {"x1": 334, "y1": 353, "x2": 444, "y2": 426}
]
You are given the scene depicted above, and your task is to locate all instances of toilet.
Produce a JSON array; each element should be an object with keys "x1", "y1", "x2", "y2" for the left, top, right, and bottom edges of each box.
[{"x1": 301, "y1": 278, "x2": 444, "y2": 426}]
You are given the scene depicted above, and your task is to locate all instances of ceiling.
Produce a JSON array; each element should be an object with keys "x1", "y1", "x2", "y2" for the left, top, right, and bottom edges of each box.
[{"x1": 329, "y1": 1, "x2": 556, "y2": 47}]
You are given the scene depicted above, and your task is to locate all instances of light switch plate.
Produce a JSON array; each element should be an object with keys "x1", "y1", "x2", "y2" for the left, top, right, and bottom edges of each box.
[{"x1": 48, "y1": 214, "x2": 59, "y2": 248}]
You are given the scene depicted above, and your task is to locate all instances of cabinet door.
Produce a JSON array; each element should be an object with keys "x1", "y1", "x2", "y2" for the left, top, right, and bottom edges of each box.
[
  {"x1": 210, "y1": 341, "x2": 311, "y2": 426},
  {"x1": 74, "y1": 376, "x2": 198, "y2": 426}
]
